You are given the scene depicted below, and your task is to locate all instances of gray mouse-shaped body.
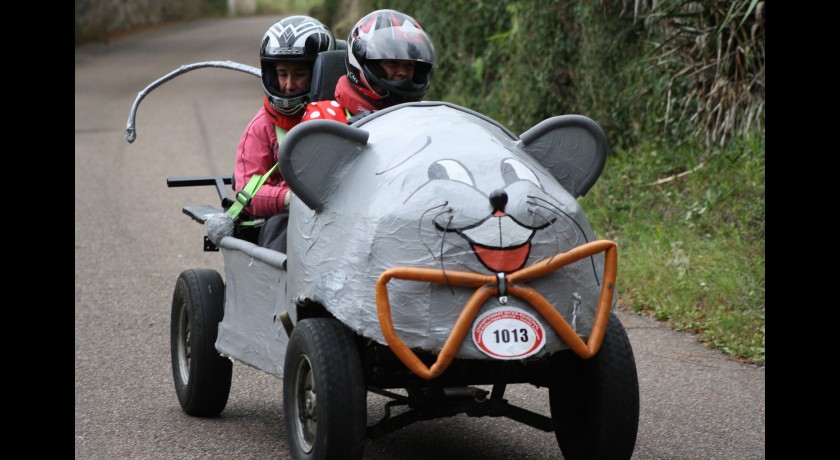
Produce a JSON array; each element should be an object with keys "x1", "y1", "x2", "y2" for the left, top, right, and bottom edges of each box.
[{"x1": 280, "y1": 101, "x2": 611, "y2": 359}]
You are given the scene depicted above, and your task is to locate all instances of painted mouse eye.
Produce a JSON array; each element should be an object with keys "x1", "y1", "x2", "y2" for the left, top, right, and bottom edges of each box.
[
  {"x1": 501, "y1": 158, "x2": 541, "y2": 187},
  {"x1": 428, "y1": 160, "x2": 474, "y2": 186}
]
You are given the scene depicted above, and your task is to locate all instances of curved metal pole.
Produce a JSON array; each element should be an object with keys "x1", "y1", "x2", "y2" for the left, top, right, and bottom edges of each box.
[{"x1": 124, "y1": 60, "x2": 260, "y2": 144}]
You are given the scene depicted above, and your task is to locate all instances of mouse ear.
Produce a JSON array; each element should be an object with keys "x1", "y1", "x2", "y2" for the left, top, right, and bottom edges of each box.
[
  {"x1": 518, "y1": 115, "x2": 608, "y2": 197},
  {"x1": 279, "y1": 120, "x2": 370, "y2": 212}
]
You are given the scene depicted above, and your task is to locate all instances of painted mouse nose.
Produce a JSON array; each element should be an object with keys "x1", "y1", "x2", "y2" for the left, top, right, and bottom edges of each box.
[{"x1": 489, "y1": 189, "x2": 508, "y2": 213}]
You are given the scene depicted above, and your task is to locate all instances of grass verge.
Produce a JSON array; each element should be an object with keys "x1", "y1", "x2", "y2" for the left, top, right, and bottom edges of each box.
[{"x1": 581, "y1": 131, "x2": 765, "y2": 365}]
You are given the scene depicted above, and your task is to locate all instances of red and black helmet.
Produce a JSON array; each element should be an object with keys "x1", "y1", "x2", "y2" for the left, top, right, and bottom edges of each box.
[
  {"x1": 345, "y1": 10, "x2": 436, "y2": 108},
  {"x1": 260, "y1": 16, "x2": 335, "y2": 116}
]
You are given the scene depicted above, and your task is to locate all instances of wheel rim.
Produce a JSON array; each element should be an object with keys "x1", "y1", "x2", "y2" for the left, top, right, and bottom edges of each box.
[
  {"x1": 176, "y1": 300, "x2": 191, "y2": 384},
  {"x1": 291, "y1": 355, "x2": 317, "y2": 453}
]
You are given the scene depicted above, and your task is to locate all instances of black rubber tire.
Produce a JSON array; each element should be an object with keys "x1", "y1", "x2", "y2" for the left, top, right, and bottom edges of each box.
[
  {"x1": 170, "y1": 268, "x2": 232, "y2": 417},
  {"x1": 549, "y1": 314, "x2": 640, "y2": 460},
  {"x1": 284, "y1": 318, "x2": 366, "y2": 460}
]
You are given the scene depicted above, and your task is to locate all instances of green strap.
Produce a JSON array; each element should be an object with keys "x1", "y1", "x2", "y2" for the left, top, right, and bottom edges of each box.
[{"x1": 226, "y1": 126, "x2": 286, "y2": 221}]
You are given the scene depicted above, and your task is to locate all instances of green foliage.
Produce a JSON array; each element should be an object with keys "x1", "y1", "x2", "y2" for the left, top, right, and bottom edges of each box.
[
  {"x1": 634, "y1": 0, "x2": 766, "y2": 147},
  {"x1": 582, "y1": 130, "x2": 765, "y2": 364},
  {"x1": 373, "y1": 0, "x2": 649, "y2": 140},
  {"x1": 372, "y1": 0, "x2": 764, "y2": 152}
]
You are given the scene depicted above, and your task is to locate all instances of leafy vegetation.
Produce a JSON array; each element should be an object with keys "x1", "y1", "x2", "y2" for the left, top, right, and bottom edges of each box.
[
  {"x1": 634, "y1": 0, "x2": 765, "y2": 147},
  {"x1": 582, "y1": 131, "x2": 765, "y2": 364}
]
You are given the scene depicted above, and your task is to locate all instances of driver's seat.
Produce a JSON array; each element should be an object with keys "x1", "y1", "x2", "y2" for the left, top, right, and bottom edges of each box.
[{"x1": 308, "y1": 48, "x2": 346, "y2": 102}]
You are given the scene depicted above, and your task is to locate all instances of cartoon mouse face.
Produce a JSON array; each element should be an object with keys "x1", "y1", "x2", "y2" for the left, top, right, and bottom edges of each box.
[{"x1": 280, "y1": 102, "x2": 611, "y2": 357}]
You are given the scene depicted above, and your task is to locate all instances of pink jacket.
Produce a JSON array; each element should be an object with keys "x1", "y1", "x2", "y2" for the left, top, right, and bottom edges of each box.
[
  {"x1": 236, "y1": 78, "x2": 376, "y2": 217},
  {"x1": 233, "y1": 106, "x2": 297, "y2": 217}
]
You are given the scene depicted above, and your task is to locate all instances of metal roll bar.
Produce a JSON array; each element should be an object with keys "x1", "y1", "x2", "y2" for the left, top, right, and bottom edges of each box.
[
  {"x1": 376, "y1": 240, "x2": 618, "y2": 380},
  {"x1": 124, "y1": 60, "x2": 260, "y2": 144}
]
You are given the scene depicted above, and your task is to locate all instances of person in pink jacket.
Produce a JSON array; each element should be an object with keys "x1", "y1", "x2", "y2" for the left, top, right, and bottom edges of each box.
[
  {"x1": 302, "y1": 9, "x2": 436, "y2": 124},
  {"x1": 233, "y1": 15, "x2": 334, "y2": 252}
]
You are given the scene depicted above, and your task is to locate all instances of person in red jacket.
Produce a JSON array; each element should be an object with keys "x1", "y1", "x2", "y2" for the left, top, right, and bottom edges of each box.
[
  {"x1": 233, "y1": 16, "x2": 334, "y2": 251},
  {"x1": 302, "y1": 9, "x2": 437, "y2": 124}
]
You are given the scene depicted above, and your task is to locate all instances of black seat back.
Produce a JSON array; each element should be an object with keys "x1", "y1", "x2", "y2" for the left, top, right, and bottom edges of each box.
[{"x1": 309, "y1": 50, "x2": 346, "y2": 102}]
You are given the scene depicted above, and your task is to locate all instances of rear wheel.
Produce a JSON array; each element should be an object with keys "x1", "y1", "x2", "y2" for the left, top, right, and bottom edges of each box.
[
  {"x1": 549, "y1": 314, "x2": 639, "y2": 460},
  {"x1": 170, "y1": 268, "x2": 232, "y2": 416},
  {"x1": 284, "y1": 318, "x2": 366, "y2": 460}
]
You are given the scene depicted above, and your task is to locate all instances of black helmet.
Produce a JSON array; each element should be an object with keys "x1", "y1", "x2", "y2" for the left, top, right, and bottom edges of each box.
[
  {"x1": 260, "y1": 16, "x2": 335, "y2": 116},
  {"x1": 346, "y1": 10, "x2": 436, "y2": 108}
]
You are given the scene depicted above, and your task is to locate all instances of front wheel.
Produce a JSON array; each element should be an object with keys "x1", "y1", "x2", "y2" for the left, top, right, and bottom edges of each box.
[
  {"x1": 549, "y1": 313, "x2": 639, "y2": 460},
  {"x1": 170, "y1": 268, "x2": 232, "y2": 416},
  {"x1": 284, "y1": 318, "x2": 366, "y2": 460}
]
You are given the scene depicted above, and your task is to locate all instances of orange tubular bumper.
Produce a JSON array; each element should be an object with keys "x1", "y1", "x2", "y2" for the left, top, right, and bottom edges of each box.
[{"x1": 375, "y1": 240, "x2": 617, "y2": 381}]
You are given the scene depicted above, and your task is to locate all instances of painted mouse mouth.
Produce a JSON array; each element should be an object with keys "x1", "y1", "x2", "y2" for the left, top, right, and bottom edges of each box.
[
  {"x1": 457, "y1": 215, "x2": 536, "y2": 273},
  {"x1": 471, "y1": 242, "x2": 531, "y2": 273}
]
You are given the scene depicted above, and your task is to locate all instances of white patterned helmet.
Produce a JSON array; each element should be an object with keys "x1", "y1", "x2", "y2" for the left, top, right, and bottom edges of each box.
[{"x1": 260, "y1": 16, "x2": 335, "y2": 116}]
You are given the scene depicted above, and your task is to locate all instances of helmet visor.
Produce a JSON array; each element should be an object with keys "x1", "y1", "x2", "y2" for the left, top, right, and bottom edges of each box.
[{"x1": 362, "y1": 29, "x2": 435, "y2": 65}]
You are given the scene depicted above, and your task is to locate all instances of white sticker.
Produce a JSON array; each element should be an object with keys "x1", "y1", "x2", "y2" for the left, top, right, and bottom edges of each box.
[{"x1": 472, "y1": 307, "x2": 546, "y2": 359}]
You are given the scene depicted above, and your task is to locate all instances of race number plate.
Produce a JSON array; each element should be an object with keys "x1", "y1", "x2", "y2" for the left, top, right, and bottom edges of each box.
[{"x1": 472, "y1": 307, "x2": 546, "y2": 359}]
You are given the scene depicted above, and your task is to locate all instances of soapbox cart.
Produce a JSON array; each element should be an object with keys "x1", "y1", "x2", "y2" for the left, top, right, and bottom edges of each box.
[{"x1": 125, "y1": 53, "x2": 640, "y2": 460}]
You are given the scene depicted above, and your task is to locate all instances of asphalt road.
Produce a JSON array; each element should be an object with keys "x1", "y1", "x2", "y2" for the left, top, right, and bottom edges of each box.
[{"x1": 75, "y1": 16, "x2": 765, "y2": 459}]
